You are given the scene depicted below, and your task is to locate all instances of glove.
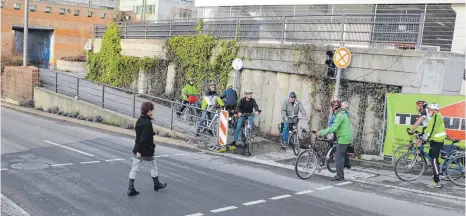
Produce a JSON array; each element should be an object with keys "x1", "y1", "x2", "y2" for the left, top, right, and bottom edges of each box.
[{"x1": 407, "y1": 131, "x2": 414, "y2": 135}]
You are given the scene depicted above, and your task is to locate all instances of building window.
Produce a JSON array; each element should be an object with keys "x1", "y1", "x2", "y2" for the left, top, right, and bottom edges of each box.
[
  {"x1": 60, "y1": 8, "x2": 65, "y2": 15},
  {"x1": 74, "y1": 9, "x2": 79, "y2": 16},
  {"x1": 45, "y1": 7, "x2": 51, "y2": 13},
  {"x1": 13, "y1": 3, "x2": 20, "y2": 10},
  {"x1": 100, "y1": 13, "x2": 106, "y2": 18},
  {"x1": 30, "y1": 5, "x2": 36, "y2": 12},
  {"x1": 87, "y1": 11, "x2": 93, "y2": 17}
]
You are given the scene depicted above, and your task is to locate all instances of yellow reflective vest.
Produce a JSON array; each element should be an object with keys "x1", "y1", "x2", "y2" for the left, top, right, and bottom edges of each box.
[{"x1": 424, "y1": 112, "x2": 447, "y2": 142}]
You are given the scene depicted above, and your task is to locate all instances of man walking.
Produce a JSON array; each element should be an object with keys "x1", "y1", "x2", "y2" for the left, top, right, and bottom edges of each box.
[
  {"x1": 319, "y1": 100, "x2": 352, "y2": 181},
  {"x1": 127, "y1": 101, "x2": 167, "y2": 196}
]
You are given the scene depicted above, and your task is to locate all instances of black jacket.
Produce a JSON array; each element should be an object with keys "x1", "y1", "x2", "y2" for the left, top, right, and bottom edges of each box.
[
  {"x1": 133, "y1": 114, "x2": 156, "y2": 157},
  {"x1": 237, "y1": 97, "x2": 259, "y2": 114}
]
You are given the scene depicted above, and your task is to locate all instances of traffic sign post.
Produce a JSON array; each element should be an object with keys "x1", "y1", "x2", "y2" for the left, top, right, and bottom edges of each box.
[
  {"x1": 332, "y1": 47, "x2": 351, "y2": 100},
  {"x1": 232, "y1": 58, "x2": 243, "y2": 90}
]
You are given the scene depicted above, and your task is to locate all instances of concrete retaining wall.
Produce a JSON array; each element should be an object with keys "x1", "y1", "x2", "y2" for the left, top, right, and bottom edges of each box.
[
  {"x1": 34, "y1": 87, "x2": 136, "y2": 126},
  {"x1": 56, "y1": 60, "x2": 87, "y2": 73}
]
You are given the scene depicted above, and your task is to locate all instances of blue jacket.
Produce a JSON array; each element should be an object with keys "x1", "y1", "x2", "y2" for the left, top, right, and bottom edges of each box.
[
  {"x1": 328, "y1": 110, "x2": 349, "y2": 127},
  {"x1": 219, "y1": 88, "x2": 238, "y2": 106}
]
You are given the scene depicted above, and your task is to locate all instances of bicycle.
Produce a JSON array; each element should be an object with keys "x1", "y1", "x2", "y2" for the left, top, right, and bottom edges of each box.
[
  {"x1": 446, "y1": 152, "x2": 465, "y2": 186},
  {"x1": 174, "y1": 98, "x2": 199, "y2": 124},
  {"x1": 280, "y1": 116, "x2": 301, "y2": 156},
  {"x1": 238, "y1": 111, "x2": 261, "y2": 156},
  {"x1": 199, "y1": 107, "x2": 223, "y2": 138},
  {"x1": 225, "y1": 107, "x2": 238, "y2": 136},
  {"x1": 391, "y1": 128, "x2": 424, "y2": 166},
  {"x1": 295, "y1": 130, "x2": 337, "y2": 179},
  {"x1": 394, "y1": 129, "x2": 464, "y2": 184}
]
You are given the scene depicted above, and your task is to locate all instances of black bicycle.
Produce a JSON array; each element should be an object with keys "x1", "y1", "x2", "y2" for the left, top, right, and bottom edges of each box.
[
  {"x1": 295, "y1": 130, "x2": 337, "y2": 179},
  {"x1": 239, "y1": 111, "x2": 261, "y2": 156}
]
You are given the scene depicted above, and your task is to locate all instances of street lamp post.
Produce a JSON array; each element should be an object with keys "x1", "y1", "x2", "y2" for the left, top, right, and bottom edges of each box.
[{"x1": 23, "y1": 0, "x2": 29, "y2": 67}]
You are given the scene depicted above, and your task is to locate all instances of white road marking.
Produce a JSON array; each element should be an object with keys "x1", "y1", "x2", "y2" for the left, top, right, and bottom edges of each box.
[
  {"x1": 1, "y1": 168, "x2": 8, "y2": 171},
  {"x1": 335, "y1": 181, "x2": 353, "y2": 186},
  {"x1": 269, "y1": 194, "x2": 292, "y2": 200},
  {"x1": 51, "y1": 163, "x2": 73, "y2": 167},
  {"x1": 295, "y1": 190, "x2": 314, "y2": 195},
  {"x1": 210, "y1": 206, "x2": 238, "y2": 213},
  {"x1": 174, "y1": 153, "x2": 188, "y2": 156},
  {"x1": 1, "y1": 194, "x2": 32, "y2": 216},
  {"x1": 44, "y1": 140, "x2": 95, "y2": 157},
  {"x1": 315, "y1": 186, "x2": 334, "y2": 190},
  {"x1": 243, "y1": 200, "x2": 266, "y2": 206},
  {"x1": 154, "y1": 155, "x2": 169, "y2": 158},
  {"x1": 105, "y1": 158, "x2": 125, "y2": 162},
  {"x1": 80, "y1": 161, "x2": 100, "y2": 164},
  {"x1": 185, "y1": 213, "x2": 204, "y2": 216}
]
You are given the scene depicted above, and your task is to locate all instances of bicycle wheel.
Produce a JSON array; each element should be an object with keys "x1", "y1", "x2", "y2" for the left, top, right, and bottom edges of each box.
[
  {"x1": 394, "y1": 151, "x2": 426, "y2": 181},
  {"x1": 173, "y1": 102, "x2": 182, "y2": 118},
  {"x1": 392, "y1": 145, "x2": 412, "y2": 166},
  {"x1": 326, "y1": 146, "x2": 337, "y2": 173},
  {"x1": 292, "y1": 133, "x2": 300, "y2": 156},
  {"x1": 228, "y1": 118, "x2": 236, "y2": 135},
  {"x1": 184, "y1": 107, "x2": 197, "y2": 124},
  {"x1": 247, "y1": 137, "x2": 252, "y2": 156},
  {"x1": 295, "y1": 150, "x2": 318, "y2": 179},
  {"x1": 447, "y1": 153, "x2": 465, "y2": 187}
]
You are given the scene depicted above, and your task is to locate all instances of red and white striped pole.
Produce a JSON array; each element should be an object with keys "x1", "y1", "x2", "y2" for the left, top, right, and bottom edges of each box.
[{"x1": 218, "y1": 110, "x2": 229, "y2": 145}]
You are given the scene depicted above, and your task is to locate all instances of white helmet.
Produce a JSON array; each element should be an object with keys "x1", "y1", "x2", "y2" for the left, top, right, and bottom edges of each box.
[
  {"x1": 244, "y1": 89, "x2": 253, "y2": 94},
  {"x1": 428, "y1": 103, "x2": 440, "y2": 111}
]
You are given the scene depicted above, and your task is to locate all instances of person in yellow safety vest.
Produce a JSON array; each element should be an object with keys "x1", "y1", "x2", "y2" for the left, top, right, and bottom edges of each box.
[
  {"x1": 196, "y1": 82, "x2": 224, "y2": 136},
  {"x1": 409, "y1": 103, "x2": 447, "y2": 188}
]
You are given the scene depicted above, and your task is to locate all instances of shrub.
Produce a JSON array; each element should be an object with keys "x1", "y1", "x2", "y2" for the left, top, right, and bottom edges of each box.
[
  {"x1": 61, "y1": 54, "x2": 87, "y2": 62},
  {"x1": 19, "y1": 99, "x2": 34, "y2": 108},
  {"x1": 1, "y1": 52, "x2": 23, "y2": 74}
]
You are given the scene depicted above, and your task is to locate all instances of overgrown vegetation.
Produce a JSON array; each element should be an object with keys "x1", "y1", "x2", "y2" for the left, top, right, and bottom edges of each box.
[
  {"x1": 1, "y1": 52, "x2": 23, "y2": 73},
  {"x1": 61, "y1": 54, "x2": 87, "y2": 62}
]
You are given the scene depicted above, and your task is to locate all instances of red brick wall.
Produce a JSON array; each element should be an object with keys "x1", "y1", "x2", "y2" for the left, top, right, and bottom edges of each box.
[
  {"x1": 1, "y1": 0, "x2": 135, "y2": 66},
  {"x1": 1, "y1": 66, "x2": 38, "y2": 102}
]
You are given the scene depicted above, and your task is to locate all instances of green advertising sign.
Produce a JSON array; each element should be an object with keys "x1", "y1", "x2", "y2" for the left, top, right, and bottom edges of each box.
[{"x1": 383, "y1": 93, "x2": 465, "y2": 156}]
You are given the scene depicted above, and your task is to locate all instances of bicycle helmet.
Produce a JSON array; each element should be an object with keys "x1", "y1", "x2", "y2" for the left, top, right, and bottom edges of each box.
[
  {"x1": 289, "y1": 91, "x2": 297, "y2": 98},
  {"x1": 244, "y1": 89, "x2": 253, "y2": 94},
  {"x1": 416, "y1": 100, "x2": 427, "y2": 109},
  {"x1": 208, "y1": 82, "x2": 217, "y2": 87},
  {"x1": 428, "y1": 103, "x2": 440, "y2": 111}
]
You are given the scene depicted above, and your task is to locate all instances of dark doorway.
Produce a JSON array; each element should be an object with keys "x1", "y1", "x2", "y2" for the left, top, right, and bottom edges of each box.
[{"x1": 13, "y1": 26, "x2": 54, "y2": 69}]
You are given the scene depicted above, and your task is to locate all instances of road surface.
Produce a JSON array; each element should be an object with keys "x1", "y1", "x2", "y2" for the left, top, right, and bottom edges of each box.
[{"x1": 1, "y1": 107, "x2": 465, "y2": 216}]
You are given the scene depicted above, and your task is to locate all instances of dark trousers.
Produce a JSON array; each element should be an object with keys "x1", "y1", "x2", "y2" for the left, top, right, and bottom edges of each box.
[
  {"x1": 336, "y1": 144, "x2": 349, "y2": 179},
  {"x1": 179, "y1": 100, "x2": 189, "y2": 113},
  {"x1": 429, "y1": 141, "x2": 444, "y2": 183}
]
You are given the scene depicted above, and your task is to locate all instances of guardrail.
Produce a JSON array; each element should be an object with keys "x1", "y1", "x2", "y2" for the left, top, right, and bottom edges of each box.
[
  {"x1": 94, "y1": 13, "x2": 425, "y2": 49},
  {"x1": 37, "y1": 69, "x2": 221, "y2": 142}
]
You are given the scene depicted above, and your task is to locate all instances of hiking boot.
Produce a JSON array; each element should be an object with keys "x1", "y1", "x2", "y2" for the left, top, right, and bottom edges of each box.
[
  {"x1": 426, "y1": 182, "x2": 442, "y2": 188},
  {"x1": 127, "y1": 179, "x2": 139, "y2": 196},
  {"x1": 331, "y1": 176, "x2": 344, "y2": 181},
  {"x1": 152, "y1": 177, "x2": 167, "y2": 191}
]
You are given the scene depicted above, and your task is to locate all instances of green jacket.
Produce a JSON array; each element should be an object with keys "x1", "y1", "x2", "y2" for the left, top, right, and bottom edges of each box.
[
  {"x1": 201, "y1": 95, "x2": 224, "y2": 110},
  {"x1": 319, "y1": 109, "x2": 352, "y2": 144},
  {"x1": 181, "y1": 84, "x2": 198, "y2": 101},
  {"x1": 424, "y1": 112, "x2": 447, "y2": 142}
]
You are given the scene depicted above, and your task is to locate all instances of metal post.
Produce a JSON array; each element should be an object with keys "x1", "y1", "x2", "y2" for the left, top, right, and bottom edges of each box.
[
  {"x1": 144, "y1": 21, "x2": 148, "y2": 39},
  {"x1": 333, "y1": 15, "x2": 346, "y2": 100},
  {"x1": 55, "y1": 72, "x2": 58, "y2": 93},
  {"x1": 76, "y1": 78, "x2": 79, "y2": 98},
  {"x1": 234, "y1": 17, "x2": 240, "y2": 41},
  {"x1": 281, "y1": 16, "x2": 286, "y2": 44},
  {"x1": 170, "y1": 102, "x2": 174, "y2": 131},
  {"x1": 416, "y1": 13, "x2": 425, "y2": 50},
  {"x1": 379, "y1": 94, "x2": 388, "y2": 156},
  {"x1": 233, "y1": 70, "x2": 239, "y2": 90},
  {"x1": 124, "y1": 22, "x2": 127, "y2": 39},
  {"x1": 169, "y1": 20, "x2": 172, "y2": 37},
  {"x1": 101, "y1": 85, "x2": 105, "y2": 108},
  {"x1": 132, "y1": 93, "x2": 136, "y2": 118},
  {"x1": 23, "y1": 0, "x2": 30, "y2": 66}
]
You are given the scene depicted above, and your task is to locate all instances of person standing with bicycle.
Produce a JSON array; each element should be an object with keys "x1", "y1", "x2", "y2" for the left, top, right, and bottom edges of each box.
[
  {"x1": 229, "y1": 89, "x2": 260, "y2": 147},
  {"x1": 196, "y1": 82, "x2": 224, "y2": 136},
  {"x1": 177, "y1": 77, "x2": 199, "y2": 118},
  {"x1": 318, "y1": 100, "x2": 352, "y2": 181},
  {"x1": 280, "y1": 92, "x2": 306, "y2": 149},
  {"x1": 127, "y1": 101, "x2": 167, "y2": 196},
  {"x1": 408, "y1": 100, "x2": 429, "y2": 135},
  {"x1": 409, "y1": 103, "x2": 447, "y2": 188}
]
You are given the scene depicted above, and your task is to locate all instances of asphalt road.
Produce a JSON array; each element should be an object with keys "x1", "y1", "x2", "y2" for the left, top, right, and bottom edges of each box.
[{"x1": 1, "y1": 107, "x2": 465, "y2": 216}]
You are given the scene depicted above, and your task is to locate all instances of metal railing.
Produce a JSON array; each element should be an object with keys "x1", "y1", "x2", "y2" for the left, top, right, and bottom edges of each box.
[
  {"x1": 94, "y1": 13, "x2": 425, "y2": 49},
  {"x1": 37, "y1": 69, "x2": 220, "y2": 141}
]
